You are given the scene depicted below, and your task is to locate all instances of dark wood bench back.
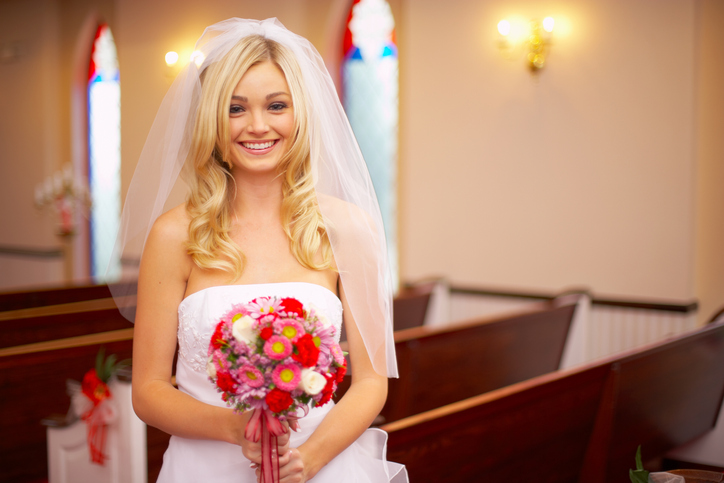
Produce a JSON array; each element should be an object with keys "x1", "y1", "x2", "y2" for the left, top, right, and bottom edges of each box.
[
  {"x1": 0, "y1": 281, "x2": 137, "y2": 312},
  {"x1": 383, "y1": 361, "x2": 611, "y2": 482},
  {"x1": 0, "y1": 298, "x2": 134, "y2": 349},
  {"x1": 584, "y1": 320, "x2": 724, "y2": 483},
  {"x1": 381, "y1": 302, "x2": 575, "y2": 422}
]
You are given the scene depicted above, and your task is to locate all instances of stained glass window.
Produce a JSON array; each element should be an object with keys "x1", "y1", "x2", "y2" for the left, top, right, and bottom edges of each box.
[
  {"x1": 88, "y1": 24, "x2": 121, "y2": 281},
  {"x1": 342, "y1": 0, "x2": 399, "y2": 286}
]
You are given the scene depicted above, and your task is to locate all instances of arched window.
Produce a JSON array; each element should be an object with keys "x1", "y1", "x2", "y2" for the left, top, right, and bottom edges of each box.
[
  {"x1": 87, "y1": 24, "x2": 121, "y2": 281},
  {"x1": 342, "y1": 0, "x2": 399, "y2": 286}
]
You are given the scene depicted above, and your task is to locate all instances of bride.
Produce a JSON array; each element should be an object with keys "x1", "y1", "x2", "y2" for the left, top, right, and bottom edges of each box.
[{"x1": 114, "y1": 18, "x2": 407, "y2": 483}]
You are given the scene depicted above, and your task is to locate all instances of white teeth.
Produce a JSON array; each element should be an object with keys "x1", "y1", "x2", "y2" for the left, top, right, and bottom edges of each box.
[{"x1": 242, "y1": 141, "x2": 275, "y2": 150}]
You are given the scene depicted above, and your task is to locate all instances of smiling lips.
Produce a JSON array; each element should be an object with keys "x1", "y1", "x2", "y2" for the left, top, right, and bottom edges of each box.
[{"x1": 240, "y1": 139, "x2": 278, "y2": 154}]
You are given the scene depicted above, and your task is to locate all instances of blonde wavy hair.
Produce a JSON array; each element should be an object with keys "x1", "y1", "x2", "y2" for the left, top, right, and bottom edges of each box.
[{"x1": 184, "y1": 35, "x2": 332, "y2": 278}]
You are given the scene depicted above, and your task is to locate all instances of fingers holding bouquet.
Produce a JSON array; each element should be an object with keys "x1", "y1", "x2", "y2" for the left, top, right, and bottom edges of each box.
[{"x1": 254, "y1": 448, "x2": 310, "y2": 483}]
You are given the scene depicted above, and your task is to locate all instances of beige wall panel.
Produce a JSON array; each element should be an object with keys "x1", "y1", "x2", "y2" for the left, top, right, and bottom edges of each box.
[{"x1": 399, "y1": 0, "x2": 697, "y2": 300}]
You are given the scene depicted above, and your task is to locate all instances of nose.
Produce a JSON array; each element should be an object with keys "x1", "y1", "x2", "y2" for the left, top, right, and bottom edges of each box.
[{"x1": 247, "y1": 109, "x2": 269, "y2": 134}]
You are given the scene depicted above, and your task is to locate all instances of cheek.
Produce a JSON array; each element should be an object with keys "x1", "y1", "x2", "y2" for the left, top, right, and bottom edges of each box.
[
  {"x1": 228, "y1": 119, "x2": 245, "y2": 139},
  {"x1": 280, "y1": 116, "x2": 295, "y2": 139}
]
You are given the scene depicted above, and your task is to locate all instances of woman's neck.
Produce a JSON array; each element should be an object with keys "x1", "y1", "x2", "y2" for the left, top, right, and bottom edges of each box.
[{"x1": 230, "y1": 170, "x2": 284, "y2": 222}]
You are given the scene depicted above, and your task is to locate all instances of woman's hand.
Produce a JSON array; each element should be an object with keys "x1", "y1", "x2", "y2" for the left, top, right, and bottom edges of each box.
[
  {"x1": 241, "y1": 418, "x2": 293, "y2": 467},
  {"x1": 254, "y1": 447, "x2": 314, "y2": 483}
]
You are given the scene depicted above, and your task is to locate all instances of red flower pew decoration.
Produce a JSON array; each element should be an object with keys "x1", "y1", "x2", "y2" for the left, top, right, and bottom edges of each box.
[{"x1": 68, "y1": 348, "x2": 130, "y2": 465}]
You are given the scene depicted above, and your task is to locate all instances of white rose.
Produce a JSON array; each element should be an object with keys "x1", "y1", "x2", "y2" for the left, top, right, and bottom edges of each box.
[
  {"x1": 232, "y1": 315, "x2": 258, "y2": 345},
  {"x1": 298, "y1": 368, "x2": 327, "y2": 395},
  {"x1": 206, "y1": 356, "x2": 216, "y2": 379}
]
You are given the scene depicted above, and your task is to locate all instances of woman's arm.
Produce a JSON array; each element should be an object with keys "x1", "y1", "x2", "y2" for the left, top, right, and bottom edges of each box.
[
  {"x1": 278, "y1": 280, "x2": 388, "y2": 481},
  {"x1": 131, "y1": 207, "x2": 290, "y2": 464}
]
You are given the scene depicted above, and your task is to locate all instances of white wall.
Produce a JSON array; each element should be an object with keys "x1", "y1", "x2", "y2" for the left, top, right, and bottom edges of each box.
[{"x1": 0, "y1": 0, "x2": 722, "y2": 322}]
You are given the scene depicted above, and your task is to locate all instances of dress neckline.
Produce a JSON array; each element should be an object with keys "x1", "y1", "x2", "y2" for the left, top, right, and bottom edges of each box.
[{"x1": 179, "y1": 281, "x2": 342, "y2": 311}]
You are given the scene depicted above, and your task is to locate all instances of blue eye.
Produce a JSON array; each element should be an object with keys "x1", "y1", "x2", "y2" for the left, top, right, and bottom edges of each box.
[
  {"x1": 229, "y1": 105, "x2": 244, "y2": 115},
  {"x1": 269, "y1": 102, "x2": 287, "y2": 111}
]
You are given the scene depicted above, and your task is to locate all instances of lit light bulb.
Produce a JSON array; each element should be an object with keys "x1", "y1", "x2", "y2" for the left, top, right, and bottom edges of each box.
[
  {"x1": 497, "y1": 20, "x2": 511, "y2": 36},
  {"x1": 165, "y1": 51, "x2": 179, "y2": 66},
  {"x1": 543, "y1": 17, "x2": 555, "y2": 33},
  {"x1": 190, "y1": 50, "x2": 205, "y2": 67}
]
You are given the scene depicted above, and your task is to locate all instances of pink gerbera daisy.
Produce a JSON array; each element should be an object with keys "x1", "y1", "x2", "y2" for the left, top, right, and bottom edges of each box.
[
  {"x1": 238, "y1": 364, "x2": 264, "y2": 388},
  {"x1": 275, "y1": 319, "x2": 305, "y2": 342},
  {"x1": 246, "y1": 297, "x2": 283, "y2": 320},
  {"x1": 264, "y1": 336, "x2": 292, "y2": 360},
  {"x1": 312, "y1": 324, "x2": 335, "y2": 354},
  {"x1": 272, "y1": 363, "x2": 302, "y2": 391}
]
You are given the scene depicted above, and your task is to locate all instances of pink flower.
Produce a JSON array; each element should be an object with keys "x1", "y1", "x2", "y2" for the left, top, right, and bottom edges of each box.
[
  {"x1": 264, "y1": 336, "x2": 292, "y2": 360},
  {"x1": 312, "y1": 324, "x2": 335, "y2": 354},
  {"x1": 239, "y1": 364, "x2": 264, "y2": 388},
  {"x1": 331, "y1": 344, "x2": 346, "y2": 366},
  {"x1": 272, "y1": 363, "x2": 301, "y2": 391},
  {"x1": 275, "y1": 319, "x2": 305, "y2": 342},
  {"x1": 247, "y1": 297, "x2": 283, "y2": 319}
]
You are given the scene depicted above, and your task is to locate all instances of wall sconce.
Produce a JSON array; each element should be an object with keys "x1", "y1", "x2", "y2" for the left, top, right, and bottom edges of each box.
[
  {"x1": 497, "y1": 17, "x2": 555, "y2": 73},
  {"x1": 164, "y1": 50, "x2": 205, "y2": 78}
]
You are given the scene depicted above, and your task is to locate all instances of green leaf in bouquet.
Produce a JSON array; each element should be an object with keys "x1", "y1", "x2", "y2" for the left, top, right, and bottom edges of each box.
[{"x1": 629, "y1": 445, "x2": 649, "y2": 483}]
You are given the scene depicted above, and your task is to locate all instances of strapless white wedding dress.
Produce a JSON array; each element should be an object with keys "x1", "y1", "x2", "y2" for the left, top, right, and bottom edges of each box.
[{"x1": 156, "y1": 282, "x2": 408, "y2": 482}]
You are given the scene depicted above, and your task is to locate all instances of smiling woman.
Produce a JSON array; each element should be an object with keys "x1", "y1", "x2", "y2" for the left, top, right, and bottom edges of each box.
[{"x1": 111, "y1": 18, "x2": 406, "y2": 483}]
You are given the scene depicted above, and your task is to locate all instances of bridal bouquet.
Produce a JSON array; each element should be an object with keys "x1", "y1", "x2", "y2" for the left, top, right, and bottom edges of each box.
[{"x1": 207, "y1": 296, "x2": 346, "y2": 482}]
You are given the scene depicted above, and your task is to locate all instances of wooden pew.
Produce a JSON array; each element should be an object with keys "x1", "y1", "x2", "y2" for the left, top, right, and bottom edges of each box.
[
  {"x1": 381, "y1": 320, "x2": 724, "y2": 483},
  {"x1": 0, "y1": 331, "x2": 134, "y2": 483},
  {"x1": 582, "y1": 319, "x2": 724, "y2": 483},
  {"x1": 0, "y1": 281, "x2": 136, "y2": 312},
  {"x1": 0, "y1": 297, "x2": 135, "y2": 349},
  {"x1": 340, "y1": 302, "x2": 576, "y2": 423},
  {"x1": 383, "y1": 361, "x2": 611, "y2": 482}
]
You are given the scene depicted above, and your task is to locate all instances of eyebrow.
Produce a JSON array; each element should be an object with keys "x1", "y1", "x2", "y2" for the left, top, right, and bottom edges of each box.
[{"x1": 231, "y1": 92, "x2": 290, "y2": 102}]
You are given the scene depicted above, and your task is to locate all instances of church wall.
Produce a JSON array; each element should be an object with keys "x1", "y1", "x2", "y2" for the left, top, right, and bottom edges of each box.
[
  {"x1": 0, "y1": 0, "x2": 721, "y2": 318},
  {"x1": 0, "y1": 0, "x2": 65, "y2": 289},
  {"x1": 694, "y1": 0, "x2": 724, "y2": 324},
  {"x1": 399, "y1": 0, "x2": 701, "y2": 304}
]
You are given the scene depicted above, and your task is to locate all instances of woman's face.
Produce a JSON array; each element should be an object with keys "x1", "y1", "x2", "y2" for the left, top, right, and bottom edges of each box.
[{"x1": 227, "y1": 60, "x2": 294, "y2": 176}]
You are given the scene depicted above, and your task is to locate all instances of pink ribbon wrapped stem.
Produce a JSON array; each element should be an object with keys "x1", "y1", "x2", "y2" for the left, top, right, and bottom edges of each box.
[{"x1": 245, "y1": 409, "x2": 287, "y2": 483}]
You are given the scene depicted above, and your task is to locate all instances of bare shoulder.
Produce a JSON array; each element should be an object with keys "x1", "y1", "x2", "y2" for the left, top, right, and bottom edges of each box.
[
  {"x1": 317, "y1": 193, "x2": 382, "y2": 236},
  {"x1": 141, "y1": 203, "x2": 192, "y2": 279},
  {"x1": 148, "y1": 203, "x2": 191, "y2": 245}
]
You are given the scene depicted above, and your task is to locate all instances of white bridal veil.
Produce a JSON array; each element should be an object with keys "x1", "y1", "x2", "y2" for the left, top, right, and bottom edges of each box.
[{"x1": 109, "y1": 18, "x2": 398, "y2": 378}]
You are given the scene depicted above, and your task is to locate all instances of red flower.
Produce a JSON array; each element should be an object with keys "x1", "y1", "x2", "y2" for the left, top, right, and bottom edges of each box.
[
  {"x1": 211, "y1": 321, "x2": 226, "y2": 349},
  {"x1": 280, "y1": 297, "x2": 304, "y2": 317},
  {"x1": 317, "y1": 374, "x2": 336, "y2": 407},
  {"x1": 292, "y1": 334, "x2": 320, "y2": 368},
  {"x1": 335, "y1": 364, "x2": 347, "y2": 384},
  {"x1": 81, "y1": 369, "x2": 110, "y2": 406},
  {"x1": 216, "y1": 372, "x2": 236, "y2": 392},
  {"x1": 260, "y1": 327, "x2": 274, "y2": 340},
  {"x1": 266, "y1": 388, "x2": 293, "y2": 413}
]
